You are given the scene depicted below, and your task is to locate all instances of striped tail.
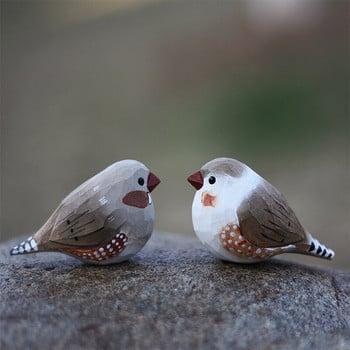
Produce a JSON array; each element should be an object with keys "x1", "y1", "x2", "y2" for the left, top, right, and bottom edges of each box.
[
  {"x1": 307, "y1": 236, "x2": 334, "y2": 260},
  {"x1": 10, "y1": 236, "x2": 39, "y2": 255}
]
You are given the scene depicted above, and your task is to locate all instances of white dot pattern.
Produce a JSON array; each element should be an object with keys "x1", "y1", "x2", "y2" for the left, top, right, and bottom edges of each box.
[
  {"x1": 64, "y1": 233, "x2": 128, "y2": 262},
  {"x1": 218, "y1": 223, "x2": 281, "y2": 259}
]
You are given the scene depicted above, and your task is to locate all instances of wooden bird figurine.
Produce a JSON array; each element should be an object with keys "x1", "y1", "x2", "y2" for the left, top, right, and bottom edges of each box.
[
  {"x1": 188, "y1": 157, "x2": 334, "y2": 263},
  {"x1": 10, "y1": 160, "x2": 160, "y2": 264}
]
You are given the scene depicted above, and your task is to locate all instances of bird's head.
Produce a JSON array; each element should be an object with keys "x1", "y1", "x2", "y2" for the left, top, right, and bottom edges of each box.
[
  {"x1": 187, "y1": 158, "x2": 246, "y2": 208},
  {"x1": 112, "y1": 160, "x2": 160, "y2": 208}
]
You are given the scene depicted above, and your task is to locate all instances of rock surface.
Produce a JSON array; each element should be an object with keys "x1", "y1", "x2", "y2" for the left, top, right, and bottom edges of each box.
[{"x1": 1, "y1": 232, "x2": 349, "y2": 349}]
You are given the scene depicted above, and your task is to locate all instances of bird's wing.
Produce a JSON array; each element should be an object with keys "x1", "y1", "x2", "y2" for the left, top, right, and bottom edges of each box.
[
  {"x1": 48, "y1": 195, "x2": 126, "y2": 248},
  {"x1": 237, "y1": 181, "x2": 306, "y2": 248}
]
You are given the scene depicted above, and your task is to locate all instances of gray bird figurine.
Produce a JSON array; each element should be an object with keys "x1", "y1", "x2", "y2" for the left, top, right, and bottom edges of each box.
[
  {"x1": 10, "y1": 160, "x2": 160, "y2": 264},
  {"x1": 188, "y1": 157, "x2": 334, "y2": 263}
]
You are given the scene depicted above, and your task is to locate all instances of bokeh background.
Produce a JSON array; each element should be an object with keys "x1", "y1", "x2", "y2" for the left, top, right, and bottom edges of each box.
[{"x1": 1, "y1": 0, "x2": 349, "y2": 270}]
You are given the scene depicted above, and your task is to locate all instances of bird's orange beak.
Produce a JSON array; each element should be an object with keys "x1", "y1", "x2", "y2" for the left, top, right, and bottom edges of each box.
[
  {"x1": 187, "y1": 171, "x2": 203, "y2": 190},
  {"x1": 147, "y1": 172, "x2": 160, "y2": 192}
]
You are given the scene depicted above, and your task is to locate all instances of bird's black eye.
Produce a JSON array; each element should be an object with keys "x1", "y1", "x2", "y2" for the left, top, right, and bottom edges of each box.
[
  {"x1": 209, "y1": 176, "x2": 216, "y2": 185},
  {"x1": 138, "y1": 177, "x2": 145, "y2": 186}
]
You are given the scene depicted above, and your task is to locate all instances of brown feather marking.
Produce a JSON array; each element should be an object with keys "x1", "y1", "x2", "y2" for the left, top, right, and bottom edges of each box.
[
  {"x1": 49, "y1": 208, "x2": 106, "y2": 245},
  {"x1": 237, "y1": 182, "x2": 307, "y2": 248},
  {"x1": 63, "y1": 233, "x2": 128, "y2": 262},
  {"x1": 201, "y1": 158, "x2": 245, "y2": 178},
  {"x1": 218, "y1": 223, "x2": 281, "y2": 259}
]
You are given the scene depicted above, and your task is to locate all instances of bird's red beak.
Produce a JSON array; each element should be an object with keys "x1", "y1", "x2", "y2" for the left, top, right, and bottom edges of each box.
[
  {"x1": 187, "y1": 171, "x2": 203, "y2": 190},
  {"x1": 147, "y1": 172, "x2": 160, "y2": 192}
]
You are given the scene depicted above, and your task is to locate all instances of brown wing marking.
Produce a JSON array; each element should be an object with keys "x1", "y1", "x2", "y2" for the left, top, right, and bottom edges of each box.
[
  {"x1": 48, "y1": 204, "x2": 124, "y2": 247},
  {"x1": 237, "y1": 182, "x2": 306, "y2": 248}
]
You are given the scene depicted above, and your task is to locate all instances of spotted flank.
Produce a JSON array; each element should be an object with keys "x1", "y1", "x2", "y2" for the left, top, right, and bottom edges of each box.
[
  {"x1": 10, "y1": 236, "x2": 39, "y2": 255},
  {"x1": 63, "y1": 233, "x2": 128, "y2": 262},
  {"x1": 218, "y1": 223, "x2": 282, "y2": 260},
  {"x1": 308, "y1": 237, "x2": 334, "y2": 260}
]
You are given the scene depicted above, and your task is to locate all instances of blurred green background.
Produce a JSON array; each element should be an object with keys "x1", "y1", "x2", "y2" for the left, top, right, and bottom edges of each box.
[{"x1": 1, "y1": 0, "x2": 349, "y2": 269}]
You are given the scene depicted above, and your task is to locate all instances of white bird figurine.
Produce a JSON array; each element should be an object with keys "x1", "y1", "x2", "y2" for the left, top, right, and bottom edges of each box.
[
  {"x1": 10, "y1": 160, "x2": 160, "y2": 264},
  {"x1": 188, "y1": 157, "x2": 334, "y2": 263}
]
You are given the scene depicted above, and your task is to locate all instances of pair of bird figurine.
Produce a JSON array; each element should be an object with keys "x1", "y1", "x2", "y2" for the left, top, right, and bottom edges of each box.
[{"x1": 10, "y1": 158, "x2": 334, "y2": 265}]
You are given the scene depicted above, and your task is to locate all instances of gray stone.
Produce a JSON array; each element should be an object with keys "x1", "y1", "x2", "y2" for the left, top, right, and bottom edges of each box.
[{"x1": 1, "y1": 232, "x2": 349, "y2": 350}]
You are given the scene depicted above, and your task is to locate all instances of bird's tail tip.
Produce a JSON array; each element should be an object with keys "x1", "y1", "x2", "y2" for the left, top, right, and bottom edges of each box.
[
  {"x1": 307, "y1": 237, "x2": 335, "y2": 260},
  {"x1": 10, "y1": 236, "x2": 39, "y2": 256}
]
